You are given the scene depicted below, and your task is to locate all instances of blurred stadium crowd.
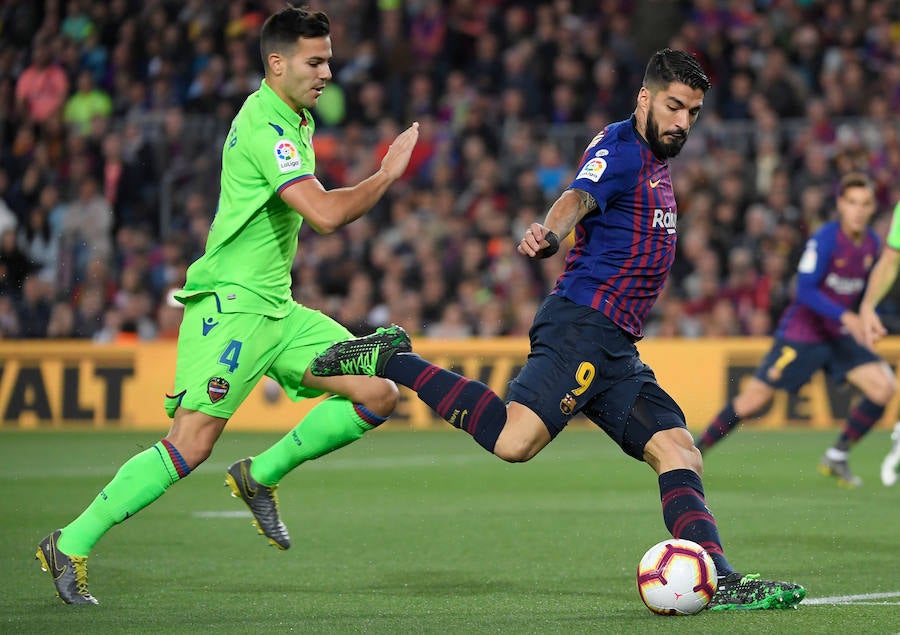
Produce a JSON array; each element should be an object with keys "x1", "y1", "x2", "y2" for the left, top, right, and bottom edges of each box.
[{"x1": 0, "y1": 0, "x2": 898, "y2": 342}]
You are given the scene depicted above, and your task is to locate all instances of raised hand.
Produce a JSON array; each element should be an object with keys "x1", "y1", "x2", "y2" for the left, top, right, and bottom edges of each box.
[
  {"x1": 518, "y1": 222, "x2": 558, "y2": 259},
  {"x1": 380, "y1": 122, "x2": 420, "y2": 181},
  {"x1": 840, "y1": 311, "x2": 869, "y2": 349},
  {"x1": 859, "y1": 305, "x2": 888, "y2": 350}
]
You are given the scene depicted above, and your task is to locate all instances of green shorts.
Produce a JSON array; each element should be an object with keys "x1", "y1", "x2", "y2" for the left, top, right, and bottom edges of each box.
[{"x1": 164, "y1": 293, "x2": 352, "y2": 419}]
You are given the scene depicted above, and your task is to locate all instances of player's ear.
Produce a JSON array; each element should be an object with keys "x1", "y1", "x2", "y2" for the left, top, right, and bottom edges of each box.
[
  {"x1": 637, "y1": 86, "x2": 651, "y2": 111},
  {"x1": 267, "y1": 52, "x2": 284, "y2": 76},
  {"x1": 636, "y1": 86, "x2": 653, "y2": 117}
]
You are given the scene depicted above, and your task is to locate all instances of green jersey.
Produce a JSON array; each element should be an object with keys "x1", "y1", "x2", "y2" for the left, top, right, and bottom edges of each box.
[
  {"x1": 176, "y1": 79, "x2": 316, "y2": 317},
  {"x1": 886, "y1": 200, "x2": 900, "y2": 251}
]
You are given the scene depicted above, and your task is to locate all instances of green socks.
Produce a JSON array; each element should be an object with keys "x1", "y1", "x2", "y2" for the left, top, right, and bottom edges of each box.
[
  {"x1": 250, "y1": 396, "x2": 386, "y2": 486},
  {"x1": 57, "y1": 440, "x2": 189, "y2": 556},
  {"x1": 55, "y1": 397, "x2": 384, "y2": 556}
]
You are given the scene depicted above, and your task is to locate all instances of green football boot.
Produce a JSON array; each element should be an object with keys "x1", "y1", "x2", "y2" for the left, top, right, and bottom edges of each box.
[
  {"x1": 708, "y1": 572, "x2": 806, "y2": 611},
  {"x1": 310, "y1": 325, "x2": 411, "y2": 377}
]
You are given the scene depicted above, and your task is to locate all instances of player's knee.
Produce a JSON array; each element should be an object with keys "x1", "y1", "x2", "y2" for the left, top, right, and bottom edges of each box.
[
  {"x1": 733, "y1": 383, "x2": 774, "y2": 418},
  {"x1": 684, "y1": 442, "x2": 703, "y2": 475},
  {"x1": 362, "y1": 378, "x2": 399, "y2": 418},
  {"x1": 492, "y1": 434, "x2": 540, "y2": 463},
  {"x1": 874, "y1": 373, "x2": 898, "y2": 405},
  {"x1": 165, "y1": 435, "x2": 214, "y2": 470},
  {"x1": 887, "y1": 379, "x2": 898, "y2": 403},
  {"x1": 662, "y1": 438, "x2": 703, "y2": 474},
  {"x1": 492, "y1": 411, "x2": 551, "y2": 462},
  {"x1": 644, "y1": 428, "x2": 702, "y2": 475},
  {"x1": 166, "y1": 412, "x2": 224, "y2": 469}
]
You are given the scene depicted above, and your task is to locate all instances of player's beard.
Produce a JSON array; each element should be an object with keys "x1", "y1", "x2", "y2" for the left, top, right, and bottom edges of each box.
[{"x1": 646, "y1": 109, "x2": 688, "y2": 159}]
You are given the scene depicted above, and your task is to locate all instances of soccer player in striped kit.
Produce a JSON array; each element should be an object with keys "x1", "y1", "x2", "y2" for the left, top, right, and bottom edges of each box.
[
  {"x1": 696, "y1": 173, "x2": 896, "y2": 488},
  {"x1": 313, "y1": 48, "x2": 805, "y2": 611}
]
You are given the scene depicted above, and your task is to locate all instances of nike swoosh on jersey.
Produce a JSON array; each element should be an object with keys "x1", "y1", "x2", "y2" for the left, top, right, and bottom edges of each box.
[{"x1": 649, "y1": 178, "x2": 661, "y2": 188}]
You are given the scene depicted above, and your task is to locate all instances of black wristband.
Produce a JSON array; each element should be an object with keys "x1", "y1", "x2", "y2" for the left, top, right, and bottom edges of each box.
[{"x1": 535, "y1": 231, "x2": 560, "y2": 258}]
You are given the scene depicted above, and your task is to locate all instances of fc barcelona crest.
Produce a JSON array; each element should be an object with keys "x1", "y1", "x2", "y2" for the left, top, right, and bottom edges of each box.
[
  {"x1": 559, "y1": 392, "x2": 576, "y2": 415},
  {"x1": 207, "y1": 377, "x2": 230, "y2": 403}
]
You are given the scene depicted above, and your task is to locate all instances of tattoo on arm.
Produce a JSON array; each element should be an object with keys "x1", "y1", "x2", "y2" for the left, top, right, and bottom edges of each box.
[
  {"x1": 578, "y1": 189, "x2": 597, "y2": 212},
  {"x1": 543, "y1": 189, "x2": 594, "y2": 240}
]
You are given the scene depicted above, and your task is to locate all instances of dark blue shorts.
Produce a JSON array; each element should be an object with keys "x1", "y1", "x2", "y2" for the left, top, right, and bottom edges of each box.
[
  {"x1": 754, "y1": 335, "x2": 881, "y2": 392},
  {"x1": 507, "y1": 295, "x2": 686, "y2": 460}
]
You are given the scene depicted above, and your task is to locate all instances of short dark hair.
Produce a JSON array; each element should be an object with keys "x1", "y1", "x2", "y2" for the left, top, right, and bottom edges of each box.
[
  {"x1": 643, "y1": 49, "x2": 711, "y2": 93},
  {"x1": 837, "y1": 171, "x2": 874, "y2": 196},
  {"x1": 260, "y1": 6, "x2": 330, "y2": 70}
]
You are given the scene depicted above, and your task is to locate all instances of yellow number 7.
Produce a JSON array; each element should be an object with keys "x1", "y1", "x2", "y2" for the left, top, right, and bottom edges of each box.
[{"x1": 773, "y1": 346, "x2": 797, "y2": 371}]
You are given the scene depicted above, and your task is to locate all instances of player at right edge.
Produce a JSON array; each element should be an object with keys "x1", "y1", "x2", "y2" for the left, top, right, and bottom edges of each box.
[
  {"x1": 859, "y1": 199, "x2": 900, "y2": 486},
  {"x1": 696, "y1": 175, "x2": 897, "y2": 489}
]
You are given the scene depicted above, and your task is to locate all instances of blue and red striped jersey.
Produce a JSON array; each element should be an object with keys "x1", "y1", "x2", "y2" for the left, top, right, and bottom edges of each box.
[
  {"x1": 552, "y1": 116, "x2": 677, "y2": 338},
  {"x1": 776, "y1": 220, "x2": 879, "y2": 342}
]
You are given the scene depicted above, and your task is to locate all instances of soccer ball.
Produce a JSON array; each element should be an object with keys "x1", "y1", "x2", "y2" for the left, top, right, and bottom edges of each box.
[{"x1": 636, "y1": 538, "x2": 718, "y2": 615}]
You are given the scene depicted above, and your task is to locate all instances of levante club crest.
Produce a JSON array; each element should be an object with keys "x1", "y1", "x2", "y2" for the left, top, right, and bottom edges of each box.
[{"x1": 207, "y1": 377, "x2": 230, "y2": 403}]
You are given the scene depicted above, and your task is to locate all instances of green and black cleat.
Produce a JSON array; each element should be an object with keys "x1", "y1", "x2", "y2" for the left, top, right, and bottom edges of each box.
[
  {"x1": 310, "y1": 325, "x2": 411, "y2": 377},
  {"x1": 708, "y1": 572, "x2": 805, "y2": 611},
  {"x1": 225, "y1": 458, "x2": 291, "y2": 550}
]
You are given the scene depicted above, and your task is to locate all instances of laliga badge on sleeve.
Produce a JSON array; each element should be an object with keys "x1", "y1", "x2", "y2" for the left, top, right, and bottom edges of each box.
[
  {"x1": 576, "y1": 157, "x2": 607, "y2": 182},
  {"x1": 274, "y1": 140, "x2": 302, "y2": 173}
]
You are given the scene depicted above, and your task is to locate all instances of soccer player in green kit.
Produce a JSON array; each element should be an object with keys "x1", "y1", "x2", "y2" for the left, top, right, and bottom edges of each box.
[
  {"x1": 859, "y1": 199, "x2": 900, "y2": 486},
  {"x1": 36, "y1": 7, "x2": 419, "y2": 604}
]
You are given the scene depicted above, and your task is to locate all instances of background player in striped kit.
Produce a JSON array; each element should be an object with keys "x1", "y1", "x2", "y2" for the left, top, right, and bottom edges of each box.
[
  {"x1": 695, "y1": 173, "x2": 896, "y2": 488},
  {"x1": 312, "y1": 48, "x2": 805, "y2": 611}
]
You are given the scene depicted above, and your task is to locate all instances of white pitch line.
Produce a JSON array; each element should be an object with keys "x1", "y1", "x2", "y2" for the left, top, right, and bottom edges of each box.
[
  {"x1": 192, "y1": 510, "x2": 252, "y2": 519},
  {"x1": 0, "y1": 452, "x2": 492, "y2": 479},
  {"x1": 805, "y1": 591, "x2": 900, "y2": 605},
  {"x1": 192, "y1": 452, "x2": 505, "y2": 474}
]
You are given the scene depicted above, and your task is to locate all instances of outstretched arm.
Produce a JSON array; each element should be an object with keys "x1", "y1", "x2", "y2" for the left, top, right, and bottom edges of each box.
[
  {"x1": 281, "y1": 122, "x2": 419, "y2": 234},
  {"x1": 860, "y1": 246, "x2": 900, "y2": 348},
  {"x1": 517, "y1": 188, "x2": 596, "y2": 259}
]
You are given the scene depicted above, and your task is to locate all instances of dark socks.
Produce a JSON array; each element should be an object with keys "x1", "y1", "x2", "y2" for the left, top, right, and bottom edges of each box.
[
  {"x1": 659, "y1": 468, "x2": 733, "y2": 577},
  {"x1": 696, "y1": 403, "x2": 740, "y2": 450},
  {"x1": 383, "y1": 353, "x2": 507, "y2": 452},
  {"x1": 834, "y1": 398, "x2": 884, "y2": 452}
]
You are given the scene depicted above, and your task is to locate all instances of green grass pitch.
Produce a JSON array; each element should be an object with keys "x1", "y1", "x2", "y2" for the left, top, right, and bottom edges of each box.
[{"x1": 2, "y1": 427, "x2": 899, "y2": 634}]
